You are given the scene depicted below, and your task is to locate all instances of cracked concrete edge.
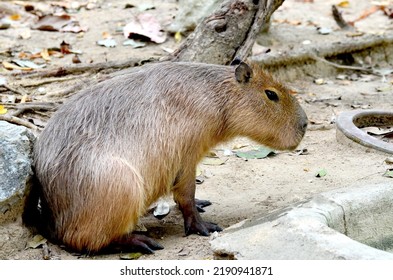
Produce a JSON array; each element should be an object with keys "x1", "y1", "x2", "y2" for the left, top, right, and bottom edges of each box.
[
  {"x1": 210, "y1": 183, "x2": 393, "y2": 260},
  {"x1": 336, "y1": 110, "x2": 393, "y2": 155}
]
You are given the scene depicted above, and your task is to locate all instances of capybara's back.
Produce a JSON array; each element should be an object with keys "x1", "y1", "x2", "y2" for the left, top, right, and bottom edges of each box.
[{"x1": 23, "y1": 61, "x2": 308, "y2": 253}]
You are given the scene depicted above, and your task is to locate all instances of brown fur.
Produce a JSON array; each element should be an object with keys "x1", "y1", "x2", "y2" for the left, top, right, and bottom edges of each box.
[{"x1": 23, "y1": 61, "x2": 307, "y2": 253}]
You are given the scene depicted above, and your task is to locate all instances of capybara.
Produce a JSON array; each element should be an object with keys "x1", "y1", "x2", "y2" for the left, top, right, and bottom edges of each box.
[{"x1": 23, "y1": 60, "x2": 308, "y2": 254}]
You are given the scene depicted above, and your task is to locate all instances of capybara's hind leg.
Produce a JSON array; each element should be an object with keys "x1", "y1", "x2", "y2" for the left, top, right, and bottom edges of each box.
[
  {"x1": 173, "y1": 172, "x2": 222, "y2": 236},
  {"x1": 107, "y1": 233, "x2": 163, "y2": 254}
]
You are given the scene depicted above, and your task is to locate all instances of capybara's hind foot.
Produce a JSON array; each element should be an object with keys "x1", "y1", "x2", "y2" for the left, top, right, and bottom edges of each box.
[
  {"x1": 185, "y1": 218, "x2": 222, "y2": 236},
  {"x1": 195, "y1": 199, "x2": 212, "y2": 213},
  {"x1": 109, "y1": 233, "x2": 163, "y2": 254}
]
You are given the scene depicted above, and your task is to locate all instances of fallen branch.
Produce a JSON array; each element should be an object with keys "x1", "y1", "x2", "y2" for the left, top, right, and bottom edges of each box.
[{"x1": 0, "y1": 114, "x2": 38, "y2": 131}]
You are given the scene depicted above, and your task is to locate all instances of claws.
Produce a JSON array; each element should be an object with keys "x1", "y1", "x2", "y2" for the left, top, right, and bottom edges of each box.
[
  {"x1": 110, "y1": 233, "x2": 163, "y2": 254},
  {"x1": 195, "y1": 199, "x2": 212, "y2": 213},
  {"x1": 184, "y1": 219, "x2": 222, "y2": 236}
]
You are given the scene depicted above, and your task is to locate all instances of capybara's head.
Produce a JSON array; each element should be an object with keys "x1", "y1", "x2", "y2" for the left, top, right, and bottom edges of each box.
[{"x1": 229, "y1": 61, "x2": 308, "y2": 151}]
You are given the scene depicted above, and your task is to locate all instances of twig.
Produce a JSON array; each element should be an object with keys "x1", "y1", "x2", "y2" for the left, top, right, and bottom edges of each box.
[
  {"x1": 332, "y1": 5, "x2": 355, "y2": 30},
  {"x1": 45, "y1": 78, "x2": 93, "y2": 98},
  {"x1": 18, "y1": 75, "x2": 88, "y2": 87},
  {"x1": 42, "y1": 243, "x2": 51, "y2": 260},
  {"x1": 0, "y1": 84, "x2": 28, "y2": 96},
  {"x1": 0, "y1": 115, "x2": 38, "y2": 130},
  {"x1": 312, "y1": 55, "x2": 374, "y2": 72},
  {"x1": 7, "y1": 59, "x2": 142, "y2": 79},
  {"x1": 10, "y1": 102, "x2": 58, "y2": 117}
]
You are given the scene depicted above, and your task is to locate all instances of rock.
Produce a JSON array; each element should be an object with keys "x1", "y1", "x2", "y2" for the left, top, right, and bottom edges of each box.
[{"x1": 0, "y1": 121, "x2": 36, "y2": 224}]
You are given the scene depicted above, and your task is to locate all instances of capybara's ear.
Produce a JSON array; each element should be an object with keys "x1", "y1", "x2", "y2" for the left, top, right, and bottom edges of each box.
[
  {"x1": 230, "y1": 57, "x2": 242, "y2": 66},
  {"x1": 235, "y1": 62, "x2": 253, "y2": 83}
]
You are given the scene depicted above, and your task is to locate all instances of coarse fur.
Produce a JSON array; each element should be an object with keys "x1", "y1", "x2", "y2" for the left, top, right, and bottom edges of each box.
[{"x1": 23, "y1": 61, "x2": 308, "y2": 253}]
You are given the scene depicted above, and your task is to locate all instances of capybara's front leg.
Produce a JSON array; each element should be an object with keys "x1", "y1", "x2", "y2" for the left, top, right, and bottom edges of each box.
[{"x1": 173, "y1": 172, "x2": 222, "y2": 236}]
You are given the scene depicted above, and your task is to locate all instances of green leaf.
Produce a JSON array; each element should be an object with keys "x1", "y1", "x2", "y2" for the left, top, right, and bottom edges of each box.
[
  {"x1": 26, "y1": 234, "x2": 47, "y2": 249},
  {"x1": 236, "y1": 147, "x2": 275, "y2": 160},
  {"x1": 123, "y1": 39, "x2": 146, "y2": 48},
  {"x1": 202, "y1": 157, "x2": 226, "y2": 166},
  {"x1": 120, "y1": 252, "x2": 143, "y2": 260},
  {"x1": 96, "y1": 38, "x2": 117, "y2": 48},
  {"x1": 383, "y1": 169, "x2": 393, "y2": 178},
  {"x1": 12, "y1": 59, "x2": 46, "y2": 69},
  {"x1": 315, "y1": 169, "x2": 327, "y2": 178}
]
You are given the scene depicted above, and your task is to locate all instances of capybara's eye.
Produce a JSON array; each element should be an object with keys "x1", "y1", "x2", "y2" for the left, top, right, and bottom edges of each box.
[{"x1": 265, "y1": 90, "x2": 279, "y2": 102}]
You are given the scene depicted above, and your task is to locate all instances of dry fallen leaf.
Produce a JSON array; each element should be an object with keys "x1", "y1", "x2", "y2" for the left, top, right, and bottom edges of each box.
[
  {"x1": 72, "y1": 54, "x2": 81, "y2": 63},
  {"x1": 102, "y1": 31, "x2": 111, "y2": 39},
  {"x1": 33, "y1": 14, "x2": 72, "y2": 31},
  {"x1": 0, "y1": 105, "x2": 7, "y2": 115},
  {"x1": 41, "y1": 49, "x2": 51, "y2": 61},
  {"x1": 9, "y1": 14, "x2": 21, "y2": 21},
  {"x1": 33, "y1": 14, "x2": 87, "y2": 33},
  {"x1": 60, "y1": 41, "x2": 71, "y2": 54},
  {"x1": 153, "y1": 200, "x2": 170, "y2": 219},
  {"x1": 123, "y1": 13, "x2": 166, "y2": 43},
  {"x1": 12, "y1": 59, "x2": 46, "y2": 69},
  {"x1": 2, "y1": 61, "x2": 32, "y2": 71},
  {"x1": 337, "y1": 1, "x2": 350, "y2": 8},
  {"x1": 174, "y1": 31, "x2": 182, "y2": 43}
]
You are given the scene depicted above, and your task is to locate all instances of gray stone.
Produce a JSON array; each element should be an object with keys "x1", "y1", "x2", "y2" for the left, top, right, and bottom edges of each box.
[
  {"x1": 210, "y1": 183, "x2": 393, "y2": 260},
  {"x1": 0, "y1": 121, "x2": 35, "y2": 223}
]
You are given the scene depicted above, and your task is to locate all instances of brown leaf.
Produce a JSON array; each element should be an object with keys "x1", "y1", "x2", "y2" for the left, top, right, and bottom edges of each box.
[
  {"x1": 60, "y1": 41, "x2": 71, "y2": 54},
  {"x1": 33, "y1": 14, "x2": 87, "y2": 33},
  {"x1": 2, "y1": 61, "x2": 32, "y2": 71},
  {"x1": 123, "y1": 13, "x2": 166, "y2": 43},
  {"x1": 72, "y1": 54, "x2": 81, "y2": 64},
  {"x1": 382, "y1": 6, "x2": 393, "y2": 18},
  {"x1": 9, "y1": 14, "x2": 21, "y2": 21},
  {"x1": 33, "y1": 14, "x2": 72, "y2": 31}
]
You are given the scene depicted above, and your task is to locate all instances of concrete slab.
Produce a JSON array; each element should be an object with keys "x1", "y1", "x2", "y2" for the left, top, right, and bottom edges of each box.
[{"x1": 210, "y1": 183, "x2": 393, "y2": 260}]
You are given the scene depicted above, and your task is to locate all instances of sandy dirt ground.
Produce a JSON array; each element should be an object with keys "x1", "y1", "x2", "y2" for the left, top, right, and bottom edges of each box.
[{"x1": 0, "y1": 0, "x2": 393, "y2": 260}]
